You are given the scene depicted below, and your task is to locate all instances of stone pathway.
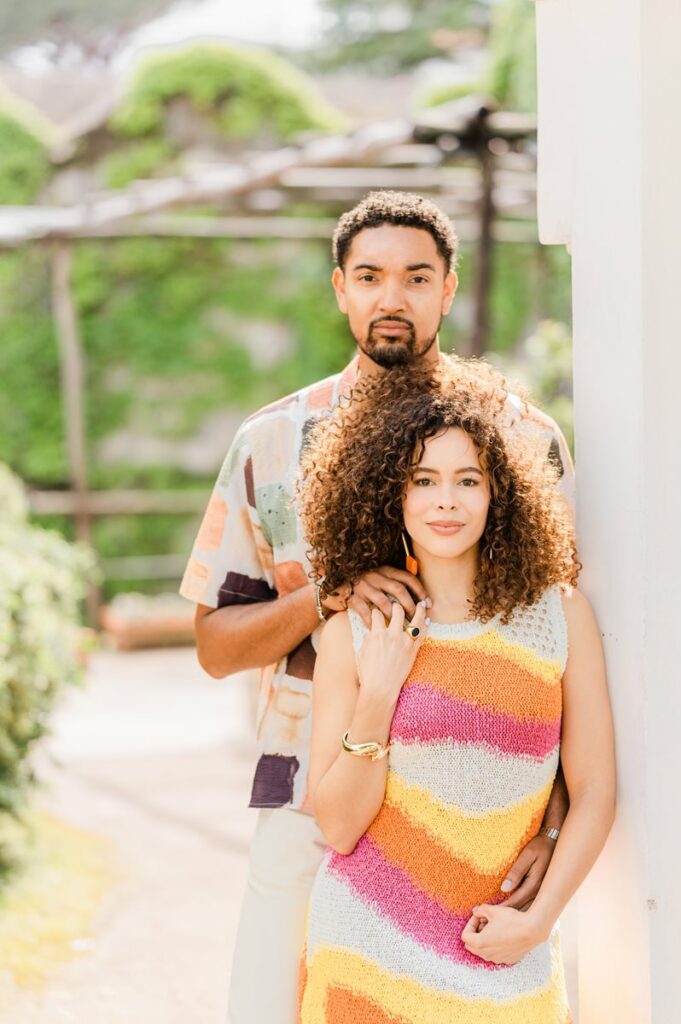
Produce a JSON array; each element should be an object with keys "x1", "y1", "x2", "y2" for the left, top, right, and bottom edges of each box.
[
  {"x1": 3, "y1": 647, "x2": 258, "y2": 1024},
  {"x1": 2, "y1": 645, "x2": 580, "y2": 1022}
]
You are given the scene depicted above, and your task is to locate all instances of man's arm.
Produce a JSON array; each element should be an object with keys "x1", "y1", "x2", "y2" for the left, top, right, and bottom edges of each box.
[
  {"x1": 497, "y1": 765, "x2": 569, "y2": 911},
  {"x1": 194, "y1": 585, "x2": 320, "y2": 677},
  {"x1": 195, "y1": 566, "x2": 429, "y2": 678}
]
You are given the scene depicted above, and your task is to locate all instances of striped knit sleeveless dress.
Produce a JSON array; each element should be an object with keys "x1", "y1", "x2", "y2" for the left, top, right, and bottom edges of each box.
[{"x1": 299, "y1": 585, "x2": 571, "y2": 1024}]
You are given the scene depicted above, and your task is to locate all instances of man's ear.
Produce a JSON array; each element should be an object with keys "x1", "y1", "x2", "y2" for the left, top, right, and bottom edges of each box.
[
  {"x1": 442, "y1": 270, "x2": 458, "y2": 315},
  {"x1": 332, "y1": 266, "x2": 348, "y2": 314}
]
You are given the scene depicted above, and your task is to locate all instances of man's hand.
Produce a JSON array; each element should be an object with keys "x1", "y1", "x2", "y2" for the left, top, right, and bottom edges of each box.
[
  {"x1": 323, "y1": 566, "x2": 428, "y2": 626},
  {"x1": 497, "y1": 835, "x2": 557, "y2": 912}
]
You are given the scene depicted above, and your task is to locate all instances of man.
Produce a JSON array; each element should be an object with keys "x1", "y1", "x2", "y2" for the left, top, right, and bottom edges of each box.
[{"x1": 180, "y1": 191, "x2": 574, "y2": 1024}]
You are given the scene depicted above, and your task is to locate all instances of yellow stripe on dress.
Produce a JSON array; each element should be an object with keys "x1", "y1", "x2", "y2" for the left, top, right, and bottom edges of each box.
[
  {"x1": 382, "y1": 773, "x2": 554, "y2": 875},
  {"x1": 300, "y1": 942, "x2": 570, "y2": 1024}
]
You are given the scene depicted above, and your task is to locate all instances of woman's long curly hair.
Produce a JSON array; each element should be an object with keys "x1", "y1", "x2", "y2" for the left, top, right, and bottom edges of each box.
[{"x1": 299, "y1": 358, "x2": 580, "y2": 623}]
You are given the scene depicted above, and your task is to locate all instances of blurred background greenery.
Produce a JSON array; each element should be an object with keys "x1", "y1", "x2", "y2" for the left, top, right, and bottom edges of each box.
[{"x1": 0, "y1": 0, "x2": 572, "y2": 606}]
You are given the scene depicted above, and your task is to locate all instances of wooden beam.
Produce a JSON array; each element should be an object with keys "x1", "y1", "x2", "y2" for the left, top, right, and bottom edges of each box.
[
  {"x1": 51, "y1": 241, "x2": 100, "y2": 622},
  {"x1": 471, "y1": 142, "x2": 496, "y2": 357},
  {"x1": 29, "y1": 488, "x2": 209, "y2": 516}
]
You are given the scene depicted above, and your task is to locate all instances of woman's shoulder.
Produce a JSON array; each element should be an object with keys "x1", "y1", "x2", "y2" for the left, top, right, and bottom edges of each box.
[
  {"x1": 320, "y1": 609, "x2": 353, "y2": 645},
  {"x1": 316, "y1": 610, "x2": 357, "y2": 680},
  {"x1": 559, "y1": 586, "x2": 599, "y2": 633}
]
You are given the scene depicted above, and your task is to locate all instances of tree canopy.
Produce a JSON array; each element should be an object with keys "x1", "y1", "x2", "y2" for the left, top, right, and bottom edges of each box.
[{"x1": 0, "y1": 0, "x2": 174, "y2": 56}]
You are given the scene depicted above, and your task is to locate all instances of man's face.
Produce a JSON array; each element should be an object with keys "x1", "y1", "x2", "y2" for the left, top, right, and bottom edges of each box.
[{"x1": 332, "y1": 224, "x2": 458, "y2": 368}]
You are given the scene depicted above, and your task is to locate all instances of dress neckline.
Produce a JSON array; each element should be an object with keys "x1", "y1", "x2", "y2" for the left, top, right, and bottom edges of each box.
[{"x1": 425, "y1": 616, "x2": 498, "y2": 639}]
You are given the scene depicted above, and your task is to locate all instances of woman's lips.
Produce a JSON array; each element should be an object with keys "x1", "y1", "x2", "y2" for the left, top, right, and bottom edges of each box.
[{"x1": 427, "y1": 521, "x2": 465, "y2": 535}]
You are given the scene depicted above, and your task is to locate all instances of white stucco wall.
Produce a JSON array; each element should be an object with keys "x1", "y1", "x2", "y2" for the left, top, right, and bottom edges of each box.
[{"x1": 535, "y1": 2, "x2": 681, "y2": 1021}]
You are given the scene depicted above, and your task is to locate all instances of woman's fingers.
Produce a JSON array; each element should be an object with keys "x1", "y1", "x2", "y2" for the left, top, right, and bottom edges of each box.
[
  {"x1": 370, "y1": 606, "x2": 386, "y2": 633},
  {"x1": 409, "y1": 601, "x2": 428, "y2": 631}
]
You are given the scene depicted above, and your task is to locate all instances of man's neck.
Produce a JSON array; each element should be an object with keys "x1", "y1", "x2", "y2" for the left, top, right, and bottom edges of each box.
[{"x1": 356, "y1": 338, "x2": 443, "y2": 377}]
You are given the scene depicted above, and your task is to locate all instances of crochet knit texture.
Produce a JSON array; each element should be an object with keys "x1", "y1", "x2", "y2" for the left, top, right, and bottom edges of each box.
[{"x1": 299, "y1": 586, "x2": 571, "y2": 1024}]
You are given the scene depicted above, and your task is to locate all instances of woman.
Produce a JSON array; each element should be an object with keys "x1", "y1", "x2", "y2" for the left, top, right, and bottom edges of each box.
[{"x1": 297, "y1": 361, "x2": 615, "y2": 1024}]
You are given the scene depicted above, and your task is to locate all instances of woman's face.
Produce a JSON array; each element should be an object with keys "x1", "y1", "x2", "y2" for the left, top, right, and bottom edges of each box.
[{"x1": 402, "y1": 427, "x2": 491, "y2": 563}]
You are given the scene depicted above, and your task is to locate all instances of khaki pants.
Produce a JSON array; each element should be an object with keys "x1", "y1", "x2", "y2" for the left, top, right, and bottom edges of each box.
[{"x1": 227, "y1": 808, "x2": 327, "y2": 1024}]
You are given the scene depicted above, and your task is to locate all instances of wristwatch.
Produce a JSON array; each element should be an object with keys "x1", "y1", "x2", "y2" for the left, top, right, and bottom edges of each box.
[{"x1": 539, "y1": 826, "x2": 560, "y2": 841}]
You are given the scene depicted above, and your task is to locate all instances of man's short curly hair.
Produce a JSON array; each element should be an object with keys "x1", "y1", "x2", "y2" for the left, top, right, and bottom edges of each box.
[
  {"x1": 300, "y1": 358, "x2": 579, "y2": 624},
  {"x1": 332, "y1": 191, "x2": 459, "y2": 272}
]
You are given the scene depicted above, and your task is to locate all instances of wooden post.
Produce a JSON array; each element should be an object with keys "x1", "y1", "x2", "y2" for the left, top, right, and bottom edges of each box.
[
  {"x1": 470, "y1": 133, "x2": 495, "y2": 357},
  {"x1": 51, "y1": 240, "x2": 100, "y2": 624}
]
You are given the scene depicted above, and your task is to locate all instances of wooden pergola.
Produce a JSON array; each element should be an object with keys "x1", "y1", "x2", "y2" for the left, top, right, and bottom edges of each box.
[{"x1": 2, "y1": 97, "x2": 539, "y2": 615}]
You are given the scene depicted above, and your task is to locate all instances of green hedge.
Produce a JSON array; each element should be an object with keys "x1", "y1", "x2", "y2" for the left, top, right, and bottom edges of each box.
[
  {"x1": 0, "y1": 233, "x2": 571, "y2": 599},
  {"x1": 0, "y1": 465, "x2": 95, "y2": 880}
]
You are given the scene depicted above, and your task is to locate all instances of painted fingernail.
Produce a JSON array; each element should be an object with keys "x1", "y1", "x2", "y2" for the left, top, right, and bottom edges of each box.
[
  {"x1": 500, "y1": 879, "x2": 514, "y2": 893},
  {"x1": 425, "y1": 617, "x2": 431, "y2": 626},
  {"x1": 425, "y1": 597, "x2": 433, "y2": 608}
]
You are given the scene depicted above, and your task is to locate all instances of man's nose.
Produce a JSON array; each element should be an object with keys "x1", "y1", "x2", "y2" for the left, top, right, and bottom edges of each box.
[{"x1": 378, "y1": 280, "x2": 406, "y2": 313}]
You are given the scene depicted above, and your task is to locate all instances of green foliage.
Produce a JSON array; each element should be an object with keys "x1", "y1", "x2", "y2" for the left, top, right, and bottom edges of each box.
[
  {"x1": 484, "y1": 0, "x2": 536, "y2": 111},
  {"x1": 312, "y1": 0, "x2": 489, "y2": 71},
  {"x1": 421, "y1": 81, "x2": 482, "y2": 109},
  {"x1": 0, "y1": 0, "x2": 171, "y2": 50},
  {"x1": 0, "y1": 114, "x2": 50, "y2": 204},
  {"x1": 0, "y1": 226, "x2": 570, "y2": 600},
  {"x1": 0, "y1": 464, "x2": 96, "y2": 878},
  {"x1": 100, "y1": 139, "x2": 173, "y2": 188},
  {"x1": 110, "y1": 44, "x2": 345, "y2": 144}
]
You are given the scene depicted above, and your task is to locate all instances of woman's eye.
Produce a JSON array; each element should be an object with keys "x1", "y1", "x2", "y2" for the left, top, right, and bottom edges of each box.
[
  {"x1": 460, "y1": 478, "x2": 478, "y2": 487},
  {"x1": 413, "y1": 478, "x2": 432, "y2": 486}
]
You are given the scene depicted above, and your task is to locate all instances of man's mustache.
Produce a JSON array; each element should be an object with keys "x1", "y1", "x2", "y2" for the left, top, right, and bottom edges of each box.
[{"x1": 369, "y1": 317, "x2": 415, "y2": 330}]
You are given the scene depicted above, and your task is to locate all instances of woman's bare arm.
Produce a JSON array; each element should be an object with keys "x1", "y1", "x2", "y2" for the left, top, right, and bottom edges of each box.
[{"x1": 310, "y1": 603, "x2": 428, "y2": 854}]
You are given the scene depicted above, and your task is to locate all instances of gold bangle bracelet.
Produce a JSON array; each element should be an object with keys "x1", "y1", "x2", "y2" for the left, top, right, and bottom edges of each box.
[{"x1": 341, "y1": 730, "x2": 390, "y2": 762}]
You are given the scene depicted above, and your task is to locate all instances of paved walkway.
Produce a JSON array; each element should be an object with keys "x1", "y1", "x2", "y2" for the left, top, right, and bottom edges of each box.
[
  {"x1": 3, "y1": 645, "x2": 580, "y2": 1022},
  {"x1": 4, "y1": 647, "x2": 259, "y2": 1024}
]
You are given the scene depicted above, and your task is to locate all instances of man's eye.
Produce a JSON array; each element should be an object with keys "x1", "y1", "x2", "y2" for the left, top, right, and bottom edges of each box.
[
  {"x1": 359, "y1": 274, "x2": 376, "y2": 282},
  {"x1": 410, "y1": 276, "x2": 428, "y2": 284}
]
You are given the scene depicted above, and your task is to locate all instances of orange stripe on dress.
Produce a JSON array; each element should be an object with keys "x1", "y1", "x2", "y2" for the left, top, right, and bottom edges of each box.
[
  {"x1": 408, "y1": 642, "x2": 561, "y2": 723},
  {"x1": 365, "y1": 801, "x2": 543, "y2": 914},
  {"x1": 324, "y1": 983, "x2": 408, "y2": 1024}
]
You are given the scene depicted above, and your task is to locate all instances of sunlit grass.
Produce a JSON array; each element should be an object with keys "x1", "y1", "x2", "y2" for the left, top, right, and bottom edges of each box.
[{"x1": 0, "y1": 809, "x2": 117, "y2": 998}]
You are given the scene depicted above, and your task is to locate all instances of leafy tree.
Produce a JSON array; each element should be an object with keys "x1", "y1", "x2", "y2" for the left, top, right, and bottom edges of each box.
[
  {"x1": 0, "y1": 464, "x2": 95, "y2": 878},
  {"x1": 0, "y1": 0, "x2": 175, "y2": 55},
  {"x1": 0, "y1": 114, "x2": 51, "y2": 203},
  {"x1": 311, "y1": 0, "x2": 490, "y2": 72}
]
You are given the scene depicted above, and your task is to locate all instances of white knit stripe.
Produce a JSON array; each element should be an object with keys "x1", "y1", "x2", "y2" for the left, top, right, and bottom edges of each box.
[
  {"x1": 348, "y1": 608, "x2": 368, "y2": 655},
  {"x1": 389, "y1": 740, "x2": 560, "y2": 815},
  {"x1": 306, "y1": 871, "x2": 557, "y2": 1000},
  {"x1": 350, "y1": 588, "x2": 568, "y2": 671}
]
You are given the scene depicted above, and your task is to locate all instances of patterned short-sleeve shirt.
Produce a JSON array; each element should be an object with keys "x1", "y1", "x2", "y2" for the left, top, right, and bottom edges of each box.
[{"x1": 180, "y1": 355, "x2": 575, "y2": 811}]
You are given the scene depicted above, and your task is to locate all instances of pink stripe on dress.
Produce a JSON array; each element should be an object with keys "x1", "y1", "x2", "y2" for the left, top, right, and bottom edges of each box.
[
  {"x1": 391, "y1": 684, "x2": 561, "y2": 759},
  {"x1": 327, "y1": 835, "x2": 507, "y2": 970}
]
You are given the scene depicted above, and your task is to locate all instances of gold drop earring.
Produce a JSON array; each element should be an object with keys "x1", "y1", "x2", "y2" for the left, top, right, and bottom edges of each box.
[{"x1": 401, "y1": 531, "x2": 419, "y2": 576}]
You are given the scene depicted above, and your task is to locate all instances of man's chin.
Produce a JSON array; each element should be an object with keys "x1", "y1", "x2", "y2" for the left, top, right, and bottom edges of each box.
[{"x1": 362, "y1": 341, "x2": 413, "y2": 368}]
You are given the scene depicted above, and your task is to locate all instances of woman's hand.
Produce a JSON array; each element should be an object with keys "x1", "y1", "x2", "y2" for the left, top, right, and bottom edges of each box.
[
  {"x1": 356, "y1": 600, "x2": 428, "y2": 705},
  {"x1": 461, "y1": 904, "x2": 548, "y2": 966}
]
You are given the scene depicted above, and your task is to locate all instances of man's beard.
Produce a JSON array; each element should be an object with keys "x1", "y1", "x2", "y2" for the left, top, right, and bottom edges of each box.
[{"x1": 353, "y1": 316, "x2": 440, "y2": 368}]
